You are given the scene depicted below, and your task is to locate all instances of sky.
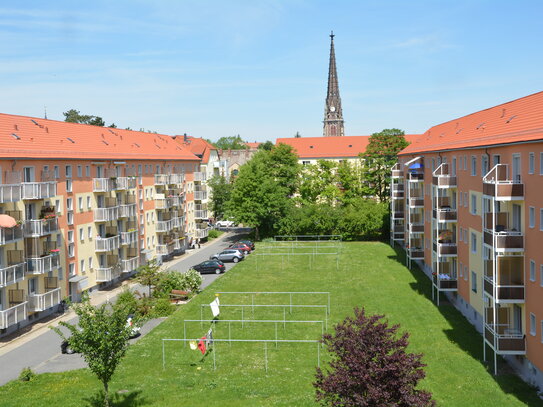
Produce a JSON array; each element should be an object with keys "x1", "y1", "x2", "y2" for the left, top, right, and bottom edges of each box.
[{"x1": 1, "y1": 1, "x2": 543, "y2": 142}]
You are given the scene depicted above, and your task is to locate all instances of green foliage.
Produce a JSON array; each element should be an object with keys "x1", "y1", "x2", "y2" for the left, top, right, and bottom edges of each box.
[
  {"x1": 213, "y1": 135, "x2": 248, "y2": 150},
  {"x1": 154, "y1": 270, "x2": 186, "y2": 299},
  {"x1": 18, "y1": 367, "x2": 35, "y2": 382},
  {"x1": 150, "y1": 298, "x2": 175, "y2": 317},
  {"x1": 258, "y1": 141, "x2": 274, "y2": 151},
  {"x1": 207, "y1": 175, "x2": 233, "y2": 220},
  {"x1": 115, "y1": 290, "x2": 139, "y2": 316},
  {"x1": 63, "y1": 109, "x2": 105, "y2": 127},
  {"x1": 183, "y1": 268, "x2": 203, "y2": 293},
  {"x1": 208, "y1": 229, "x2": 221, "y2": 239},
  {"x1": 361, "y1": 129, "x2": 409, "y2": 202},
  {"x1": 136, "y1": 259, "x2": 162, "y2": 297}
]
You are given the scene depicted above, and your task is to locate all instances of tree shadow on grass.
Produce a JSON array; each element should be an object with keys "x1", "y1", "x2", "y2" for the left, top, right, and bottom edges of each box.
[
  {"x1": 387, "y1": 243, "x2": 543, "y2": 406},
  {"x1": 83, "y1": 389, "x2": 147, "y2": 407}
]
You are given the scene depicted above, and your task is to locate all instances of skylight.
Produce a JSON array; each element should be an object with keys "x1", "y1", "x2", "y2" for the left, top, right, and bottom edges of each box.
[
  {"x1": 67, "y1": 137, "x2": 75, "y2": 143},
  {"x1": 102, "y1": 140, "x2": 109, "y2": 146},
  {"x1": 11, "y1": 133, "x2": 20, "y2": 140}
]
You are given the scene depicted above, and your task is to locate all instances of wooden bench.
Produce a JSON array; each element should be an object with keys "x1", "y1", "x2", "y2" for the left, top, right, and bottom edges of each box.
[{"x1": 169, "y1": 290, "x2": 190, "y2": 304}]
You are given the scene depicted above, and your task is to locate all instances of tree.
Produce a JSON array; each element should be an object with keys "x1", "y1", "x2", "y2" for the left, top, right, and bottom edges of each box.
[
  {"x1": 298, "y1": 160, "x2": 340, "y2": 205},
  {"x1": 136, "y1": 258, "x2": 162, "y2": 296},
  {"x1": 315, "y1": 307, "x2": 434, "y2": 407},
  {"x1": 361, "y1": 129, "x2": 409, "y2": 202},
  {"x1": 214, "y1": 135, "x2": 248, "y2": 150},
  {"x1": 108, "y1": 123, "x2": 117, "y2": 128},
  {"x1": 51, "y1": 296, "x2": 133, "y2": 407},
  {"x1": 63, "y1": 109, "x2": 105, "y2": 126},
  {"x1": 207, "y1": 175, "x2": 233, "y2": 220},
  {"x1": 258, "y1": 141, "x2": 274, "y2": 151}
]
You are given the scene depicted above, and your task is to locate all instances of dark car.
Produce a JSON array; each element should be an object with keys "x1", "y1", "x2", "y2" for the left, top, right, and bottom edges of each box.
[
  {"x1": 192, "y1": 259, "x2": 226, "y2": 274},
  {"x1": 237, "y1": 240, "x2": 255, "y2": 251},
  {"x1": 229, "y1": 243, "x2": 251, "y2": 255}
]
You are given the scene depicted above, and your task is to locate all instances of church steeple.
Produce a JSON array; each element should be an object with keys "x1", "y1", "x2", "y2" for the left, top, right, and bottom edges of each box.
[{"x1": 323, "y1": 31, "x2": 344, "y2": 137}]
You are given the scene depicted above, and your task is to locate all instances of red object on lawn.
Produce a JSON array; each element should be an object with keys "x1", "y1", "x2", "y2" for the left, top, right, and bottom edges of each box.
[{"x1": 198, "y1": 337, "x2": 206, "y2": 355}]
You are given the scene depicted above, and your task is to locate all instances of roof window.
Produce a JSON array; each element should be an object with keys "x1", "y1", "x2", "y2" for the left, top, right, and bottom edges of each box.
[
  {"x1": 506, "y1": 115, "x2": 517, "y2": 123},
  {"x1": 67, "y1": 137, "x2": 75, "y2": 143},
  {"x1": 310, "y1": 146, "x2": 314, "y2": 149},
  {"x1": 11, "y1": 133, "x2": 20, "y2": 140},
  {"x1": 30, "y1": 119, "x2": 39, "y2": 126},
  {"x1": 102, "y1": 140, "x2": 109, "y2": 146},
  {"x1": 133, "y1": 143, "x2": 140, "y2": 148},
  {"x1": 348, "y1": 144, "x2": 352, "y2": 147}
]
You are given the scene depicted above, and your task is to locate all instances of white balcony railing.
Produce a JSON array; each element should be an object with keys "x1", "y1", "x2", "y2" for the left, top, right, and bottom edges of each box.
[
  {"x1": 26, "y1": 254, "x2": 60, "y2": 274},
  {"x1": 115, "y1": 177, "x2": 137, "y2": 190},
  {"x1": 194, "y1": 172, "x2": 207, "y2": 182},
  {"x1": 156, "y1": 219, "x2": 174, "y2": 232},
  {"x1": 155, "y1": 198, "x2": 171, "y2": 210},
  {"x1": 121, "y1": 257, "x2": 140, "y2": 273},
  {"x1": 24, "y1": 218, "x2": 59, "y2": 237},
  {"x1": 169, "y1": 174, "x2": 184, "y2": 184},
  {"x1": 0, "y1": 226, "x2": 24, "y2": 245},
  {"x1": 156, "y1": 242, "x2": 175, "y2": 255},
  {"x1": 194, "y1": 191, "x2": 207, "y2": 201},
  {"x1": 28, "y1": 288, "x2": 61, "y2": 312},
  {"x1": 120, "y1": 230, "x2": 138, "y2": 246},
  {"x1": 21, "y1": 182, "x2": 57, "y2": 200},
  {"x1": 93, "y1": 178, "x2": 115, "y2": 192},
  {"x1": 195, "y1": 228, "x2": 209, "y2": 239},
  {"x1": 119, "y1": 203, "x2": 137, "y2": 218},
  {"x1": 94, "y1": 206, "x2": 119, "y2": 222},
  {"x1": 95, "y1": 235, "x2": 121, "y2": 252},
  {"x1": 0, "y1": 302, "x2": 27, "y2": 329},
  {"x1": 195, "y1": 209, "x2": 208, "y2": 219},
  {"x1": 154, "y1": 174, "x2": 169, "y2": 185},
  {"x1": 0, "y1": 262, "x2": 25, "y2": 288},
  {"x1": 96, "y1": 266, "x2": 121, "y2": 282},
  {"x1": 0, "y1": 184, "x2": 22, "y2": 203},
  {"x1": 172, "y1": 216, "x2": 184, "y2": 229}
]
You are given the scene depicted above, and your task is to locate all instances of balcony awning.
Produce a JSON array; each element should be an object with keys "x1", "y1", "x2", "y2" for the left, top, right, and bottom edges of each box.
[{"x1": 69, "y1": 275, "x2": 88, "y2": 283}]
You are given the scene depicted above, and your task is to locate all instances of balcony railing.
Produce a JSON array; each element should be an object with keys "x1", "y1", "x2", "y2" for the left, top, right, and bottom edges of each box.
[
  {"x1": 407, "y1": 172, "x2": 424, "y2": 182},
  {"x1": 119, "y1": 203, "x2": 137, "y2": 218},
  {"x1": 433, "y1": 242, "x2": 457, "y2": 257},
  {"x1": 156, "y1": 219, "x2": 174, "y2": 233},
  {"x1": 169, "y1": 174, "x2": 184, "y2": 184},
  {"x1": 408, "y1": 248, "x2": 424, "y2": 259},
  {"x1": 0, "y1": 262, "x2": 25, "y2": 288},
  {"x1": 115, "y1": 177, "x2": 137, "y2": 190},
  {"x1": 195, "y1": 209, "x2": 208, "y2": 219},
  {"x1": 169, "y1": 196, "x2": 183, "y2": 207},
  {"x1": 432, "y1": 163, "x2": 457, "y2": 188},
  {"x1": 409, "y1": 223, "x2": 424, "y2": 234},
  {"x1": 483, "y1": 230, "x2": 523, "y2": 251},
  {"x1": 120, "y1": 230, "x2": 138, "y2": 246},
  {"x1": 195, "y1": 228, "x2": 209, "y2": 239},
  {"x1": 484, "y1": 278, "x2": 524, "y2": 302},
  {"x1": 94, "y1": 206, "x2": 120, "y2": 222},
  {"x1": 26, "y1": 253, "x2": 59, "y2": 274},
  {"x1": 172, "y1": 216, "x2": 184, "y2": 229},
  {"x1": 0, "y1": 184, "x2": 22, "y2": 203},
  {"x1": 173, "y1": 238, "x2": 185, "y2": 250},
  {"x1": 391, "y1": 183, "x2": 404, "y2": 199},
  {"x1": 483, "y1": 257, "x2": 524, "y2": 301},
  {"x1": 0, "y1": 302, "x2": 27, "y2": 329},
  {"x1": 154, "y1": 174, "x2": 170, "y2": 185},
  {"x1": 93, "y1": 178, "x2": 115, "y2": 192},
  {"x1": 24, "y1": 218, "x2": 59, "y2": 237},
  {"x1": 483, "y1": 164, "x2": 524, "y2": 200},
  {"x1": 408, "y1": 197, "x2": 424, "y2": 208},
  {"x1": 155, "y1": 197, "x2": 171, "y2": 210},
  {"x1": 96, "y1": 265, "x2": 121, "y2": 282},
  {"x1": 0, "y1": 226, "x2": 23, "y2": 245},
  {"x1": 156, "y1": 241, "x2": 175, "y2": 255},
  {"x1": 433, "y1": 209, "x2": 457, "y2": 222},
  {"x1": 432, "y1": 274, "x2": 458, "y2": 290},
  {"x1": 484, "y1": 324, "x2": 525, "y2": 353},
  {"x1": 95, "y1": 235, "x2": 121, "y2": 252},
  {"x1": 28, "y1": 288, "x2": 61, "y2": 312},
  {"x1": 391, "y1": 163, "x2": 404, "y2": 178},
  {"x1": 194, "y1": 172, "x2": 207, "y2": 182},
  {"x1": 21, "y1": 182, "x2": 57, "y2": 200},
  {"x1": 392, "y1": 211, "x2": 404, "y2": 220},
  {"x1": 121, "y1": 257, "x2": 140, "y2": 273},
  {"x1": 194, "y1": 191, "x2": 207, "y2": 201}
]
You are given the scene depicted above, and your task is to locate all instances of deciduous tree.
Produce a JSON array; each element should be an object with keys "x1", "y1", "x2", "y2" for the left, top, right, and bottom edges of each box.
[
  {"x1": 136, "y1": 258, "x2": 162, "y2": 296},
  {"x1": 213, "y1": 135, "x2": 248, "y2": 150},
  {"x1": 63, "y1": 109, "x2": 105, "y2": 126},
  {"x1": 208, "y1": 175, "x2": 233, "y2": 220}
]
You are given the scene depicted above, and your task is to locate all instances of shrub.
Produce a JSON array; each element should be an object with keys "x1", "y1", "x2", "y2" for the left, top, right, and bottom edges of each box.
[
  {"x1": 18, "y1": 367, "x2": 35, "y2": 382},
  {"x1": 183, "y1": 268, "x2": 203, "y2": 293},
  {"x1": 208, "y1": 229, "x2": 220, "y2": 239},
  {"x1": 115, "y1": 289, "x2": 138, "y2": 315},
  {"x1": 151, "y1": 298, "x2": 175, "y2": 317},
  {"x1": 154, "y1": 270, "x2": 185, "y2": 299}
]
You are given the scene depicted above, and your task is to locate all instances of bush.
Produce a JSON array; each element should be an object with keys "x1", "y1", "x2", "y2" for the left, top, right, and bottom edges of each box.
[
  {"x1": 154, "y1": 271, "x2": 185, "y2": 299},
  {"x1": 115, "y1": 289, "x2": 139, "y2": 315},
  {"x1": 208, "y1": 229, "x2": 221, "y2": 239},
  {"x1": 150, "y1": 298, "x2": 175, "y2": 317},
  {"x1": 18, "y1": 367, "x2": 35, "y2": 382},
  {"x1": 183, "y1": 268, "x2": 203, "y2": 293}
]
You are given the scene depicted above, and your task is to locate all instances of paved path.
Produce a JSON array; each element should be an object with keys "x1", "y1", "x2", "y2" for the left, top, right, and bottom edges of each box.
[{"x1": 0, "y1": 228, "x2": 250, "y2": 386}]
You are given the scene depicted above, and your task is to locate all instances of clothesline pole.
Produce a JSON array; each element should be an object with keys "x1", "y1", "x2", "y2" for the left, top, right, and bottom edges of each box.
[
  {"x1": 183, "y1": 322, "x2": 186, "y2": 347},
  {"x1": 264, "y1": 342, "x2": 268, "y2": 373},
  {"x1": 213, "y1": 343, "x2": 217, "y2": 370},
  {"x1": 275, "y1": 322, "x2": 278, "y2": 348},
  {"x1": 241, "y1": 307, "x2": 244, "y2": 328},
  {"x1": 228, "y1": 322, "x2": 231, "y2": 346},
  {"x1": 162, "y1": 340, "x2": 165, "y2": 370}
]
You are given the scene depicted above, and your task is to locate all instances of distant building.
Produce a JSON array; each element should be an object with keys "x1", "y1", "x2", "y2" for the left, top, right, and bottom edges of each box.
[{"x1": 220, "y1": 142, "x2": 260, "y2": 178}]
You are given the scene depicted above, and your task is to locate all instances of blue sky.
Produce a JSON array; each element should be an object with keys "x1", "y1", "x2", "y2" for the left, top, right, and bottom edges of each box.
[{"x1": 1, "y1": 1, "x2": 542, "y2": 142}]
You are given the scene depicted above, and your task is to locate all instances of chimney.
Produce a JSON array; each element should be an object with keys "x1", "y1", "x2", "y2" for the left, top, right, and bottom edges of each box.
[{"x1": 183, "y1": 133, "x2": 188, "y2": 142}]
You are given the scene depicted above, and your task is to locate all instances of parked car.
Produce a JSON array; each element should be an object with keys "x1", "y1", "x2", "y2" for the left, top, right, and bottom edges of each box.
[
  {"x1": 211, "y1": 249, "x2": 244, "y2": 263},
  {"x1": 237, "y1": 240, "x2": 255, "y2": 251},
  {"x1": 229, "y1": 243, "x2": 252, "y2": 255},
  {"x1": 191, "y1": 259, "x2": 226, "y2": 274},
  {"x1": 215, "y1": 219, "x2": 235, "y2": 228}
]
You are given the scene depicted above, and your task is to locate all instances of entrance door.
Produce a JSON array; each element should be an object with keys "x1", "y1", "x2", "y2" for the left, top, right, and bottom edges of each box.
[
  {"x1": 23, "y1": 167, "x2": 35, "y2": 182},
  {"x1": 512, "y1": 154, "x2": 521, "y2": 182}
]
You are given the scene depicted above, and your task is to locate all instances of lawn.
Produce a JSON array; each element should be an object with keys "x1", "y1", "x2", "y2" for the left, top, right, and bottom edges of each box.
[{"x1": 0, "y1": 242, "x2": 541, "y2": 407}]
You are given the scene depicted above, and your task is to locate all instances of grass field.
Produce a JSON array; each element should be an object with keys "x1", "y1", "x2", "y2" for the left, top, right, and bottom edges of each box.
[{"x1": 1, "y1": 241, "x2": 541, "y2": 407}]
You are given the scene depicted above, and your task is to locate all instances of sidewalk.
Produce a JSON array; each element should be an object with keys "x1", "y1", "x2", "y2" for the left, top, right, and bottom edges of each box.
[{"x1": 0, "y1": 231, "x2": 230, "y2": 356}]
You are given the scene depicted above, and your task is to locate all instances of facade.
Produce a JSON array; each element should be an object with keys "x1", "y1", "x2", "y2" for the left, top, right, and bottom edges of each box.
[
  {"x1": 323, "y1": 32, "x2": 344, "y2": 137},
  {"x1": 0, "y1": 114, "x2": 200, "y2": 337},
  {"x1": 392, "y1": 91, "x2": 543, "y2": 389},
  {"x1": 220, "y1": 143, "x2": 260, "y2": 179}
]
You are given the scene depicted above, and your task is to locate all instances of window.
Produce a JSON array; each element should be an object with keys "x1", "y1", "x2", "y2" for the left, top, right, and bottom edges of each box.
[
  {"x1": 541, "y1": 209, "x2": 543, "y2": 231},
  {"x1": 541, "y1": 320, "x2": 543, "y2": 343},
  {"x1": 78, "y1": 197, "x2": 83, "y2": 211},
  {"x1": 530, "y1": 313, "x2": 536, "y2": 336},
  {"x1": 54, "y1": 165, "x2": 59, "y2": 179},
  {"x1": 86, "y1": 165, "x2": 90, "y2": 177},
  {"x1": 66, "y1": 179, "x2": 72, "y2": 193},
  {"x1": 540, "y1": 152, "x2": 543, "y2": 175},
  {"x1": 464, "y1": 192, "x2": 468, "y2": 207},
  {"x1": 540, "y1": 264, "x2": 543, "y2": 287},
  {"x1": 55, "y1": 199, "x2": 61, "y2": 214},
  {"x1": 302, "y1": 161, "x2": 310, "y2": 166},
  {"x1": 471, "y1": 156, "x2": 476, "y2": 176},
  {"x1": 58, "y1": 268, "x2": 63, "y2": 281},
  {"x1": 530, "y1": 260, "x2": 536, "y2": 281},
  {"x1": 471, "y1": 271, "x2": 477, "y2": 292},
  {"x1": 77, "y1": 165, "x2": 82, "y2": 178},
  {"x1": 68, "y1": 230, "x2": 74, "y2": 243},
  {"x1": 80, "y1": 259, "x2": 85, "y2": 273},
  {"x1": 69, "y1": 263, "x2": 75, "y2": 276},
  {"x1": 529, "y1": 153, "x2": 535, "y2": 174},
  {"x1": 529, "y1": 207, "x2": 535, "y2": 228},
  {"x1": 67, "y1": 211, "x2": 73, "y2": 225},
  {"x1": 459, "y1": 262, "x2": 463, "y2": 278},
  {"x1": 471, "y1": 194, "x2": 477, "y2": 215},
  {"x1": 88, "y1": 226, "x2": 92, "y2": 239},
  {"x1": 87, "y1": 196, "x2": 91, "y2": 210},
  {"x1": 65, "y1": 165, "x2": 72, "y2": 178},
  {"x1": 89, "y1": 257, "x2": 93, "y2": 270},
  {"x1": 68, "y1": 243, "x2": 74, "y2": 258},
  {"x1": 471, "y1": 232, "x2": 477, "y2": 253},
  {"x1": 138, "y1": 164, "x2": 142, "y2": 175},
  {"x1": 464, "y1": 265, "x2": 468, "y2": 281},
  {"x1": 67, "y1": 198, "x2": 73, "y2": 210},
  {"x1": 79, "y1": 227, "x2": 84, "y2": 241},
  {"x1": 481, "y1": 155, "x2": 489, "y2": 177}
]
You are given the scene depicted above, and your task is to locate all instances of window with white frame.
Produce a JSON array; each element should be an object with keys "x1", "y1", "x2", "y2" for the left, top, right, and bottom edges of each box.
[
  {"x1": 67, "y1": 211, "x2": 73, "y2": 225},
  {"x1": 67, "y1": 197, "x2": 73, "y2": 210},
  {"x1": 87, "y1": 196, "x2": 91, "y2": 209},
  {"x1": 54, "y1": 165, "x2": 59, "y2": 179},
  {"x1": 529, "y1": 207, "x2": 535, "y2": 228},
  {"x1": 529, "y1": 152, "x2": 535, "y2": 174},
  {"x1": 464, "y1": 265, "x2": 468, "y2": 281},
  {"x1": 471, "y1": 156, "x2": 477, "y2": 176},
  {"x1": 88, "y1": 226, "x2": 92, "y2": 240},
  {"x1": 481, "y1": 155, "x2": 489, "y2": 177},
  {"x1": 530, "y1": 313, "x2": 536, "y2": 336},
  {"x1": 540, "y1": 264, "x2": 543, "y2": 287},
  {"x1": 78, "y1": 197, "x2": 83, "y2": 211},
  {"x1": 541, "y1": 320, "x2": 543, "y2": 343},
  {"x1": 471, "y1": 194, "x2": 477, "y2": 215},
  {"x1": 65, "y1": 165, "x2": 72, "y2": 178},
  {"x1": 68, "y1": 243, "x2": 74, "y2": 258},
  {"x1": 471, "y1": 232, "x2": 477, "y2": 253},
  {"x1": 464, "y1": 192, "x2": 468, "y2": 207},
  {"x1": 79, "y1": 227, "x2": 84, "y2": 241},
  {"x1": 80, "y1": 259, "x2": 85, "y2": 273},
  {"x1": 86, "y1": 165, "x2": 90, "y2": 177},
  {"x1": 58, "y1": 268, "x2": 63, "y2": 281},
  {"x1": 540, "y1": 152, "x2": 543, "y2": 175},
  {"x1": 89, "y1": 257, "x2": 93, "y2": 270},
  {"x1": 530, "y1": 260, "x2": 536, "y2": 281},
  {"x1": 77, "y1": 165, "x2": 82, "y2": 178},
  {"x1": 471, "y1": 271, "x2": 477, "y2": 292},
  {"x1": 540, "y1": 208, "x2": 543, "y2": 231},
  {"x1": 459, "y1": 262, "x2": 463, "y2": 278},
  {"x1": 69, "y1": 263, "x2": 75, "y2": 276}
]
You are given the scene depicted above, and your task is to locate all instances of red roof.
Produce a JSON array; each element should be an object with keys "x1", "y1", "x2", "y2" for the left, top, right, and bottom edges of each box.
[
  {"x1": 177, "y1": 136, "x2": 217, "y2": 164},
  {"x1": 276, "y1": 135, "x2": 420, "y2": 159},
  {"x1": 400, "y1": 91, "x2": 543, "y2": 155},
  {"x1": 0, "y1": 113, "x2": 198, "y2": 161},
  {"x1": 245, "y1": 142, "x2": 261, "y2": 149}
]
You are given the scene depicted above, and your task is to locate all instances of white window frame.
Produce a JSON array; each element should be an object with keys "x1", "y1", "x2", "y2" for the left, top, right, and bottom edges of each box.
[
  {"x1": 471, "y1": 271, "x2": 477, "y2": 292},
  {"x1": 530, "y1": 313, "x2": 536, "y2": 336},
  {"x1": 471, "y1": 194, "x2": 477, "y2": 215},
  {"x1": 530, "y1": 260, "x2": 536, "y2": 281},
  {"x1": 86, "y1": 165, "x2": 90, "y2": 177},
  {"x1": 65, "y1": 165, "x2": 72, "y2": 178},
  {"x1": 79, "y1": 227, "x2": 84, "y2": 241},
  {"x1": 88, "y1": 226, "x2": 92, "y2": 240},
  {"x1": 69, "y1": 263, "x2": 75, "y2": 276},
  {"x1": 529, "y1": 152, "x2": 535, "y2": 174},
  {"x1": 87, "y1": 196, "x2": 92, "y2": 210},
  {"x1": 78, "y1": 197, "x2": 83, "y2": 211},
  {"x1": 471, "y1": 156, "x2": 477, "y2": 176},
  {"x1": 77, "y1": 165, "x2": 82, "y2": 178},
  {"x1": 471, "y1": 232, "x2": 477, "y2": 253},
  {"x1": 89, "y1": 257, "x2": 93, "y2": 270},
  {"x1": 529, "y1": 206, "x2": 535, "y2": 228},
  {"x1": 80, "y1": 259, "x2": 85, "y2": 273}
]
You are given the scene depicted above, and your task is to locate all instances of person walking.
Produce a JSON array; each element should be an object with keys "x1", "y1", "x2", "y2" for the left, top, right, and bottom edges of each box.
[{"x1": 196, "y1": 238, "x2": 201, "y2": 249}]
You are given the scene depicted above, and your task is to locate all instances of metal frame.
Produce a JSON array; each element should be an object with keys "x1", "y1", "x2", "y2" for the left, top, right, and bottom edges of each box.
[{"x1": 252, "y1": 243, "x2": 340, "y2": 272}]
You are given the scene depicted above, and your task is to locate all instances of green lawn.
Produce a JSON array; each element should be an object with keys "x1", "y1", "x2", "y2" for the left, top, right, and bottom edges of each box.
[{"x1": 1, "y1": 242, "x2": 541, "y2": 407}]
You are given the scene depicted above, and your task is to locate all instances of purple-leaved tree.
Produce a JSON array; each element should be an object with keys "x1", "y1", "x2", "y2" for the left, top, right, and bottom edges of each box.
[{"x1": 314, "y1": 307, "x2": 435, "y2": 407}]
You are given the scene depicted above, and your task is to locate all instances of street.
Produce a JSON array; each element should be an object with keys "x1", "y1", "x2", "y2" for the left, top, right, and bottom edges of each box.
[{"x1": 0, "y1": 229, "x2": 250, "y2": 386}]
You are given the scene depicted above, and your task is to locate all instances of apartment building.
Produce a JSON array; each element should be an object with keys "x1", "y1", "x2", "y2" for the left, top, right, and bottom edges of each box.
[
  {"x1": 391, "y1": 91, "x2": 543, "y2": 389},
  {"x1": 0, "y1": 114, "x2": 200, "y2": 337}
]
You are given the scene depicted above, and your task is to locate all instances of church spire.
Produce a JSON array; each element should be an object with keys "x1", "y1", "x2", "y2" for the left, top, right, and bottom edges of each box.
[{"x1": 323, "y1": 31, "x2": 344, "y2": 137}]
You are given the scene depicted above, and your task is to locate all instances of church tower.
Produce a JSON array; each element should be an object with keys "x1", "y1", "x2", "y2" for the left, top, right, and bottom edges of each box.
[{"x1": 323, "y1": 31, "x2": 344, "y2": 137}]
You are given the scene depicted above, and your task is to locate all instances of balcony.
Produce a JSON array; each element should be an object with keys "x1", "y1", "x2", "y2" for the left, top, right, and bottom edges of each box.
[
  {"x1": 407, "y1": 172, "x2": 424, "y2": 182},
  {"x1": 432, "y1": 274, "x2": 458, "y2": 290},
  {"x1": 172, "y1": 215, "x2": 184, "y2": 229},
  {"x1": 408, "y1": 197, "x2": 424, "y2": 208},
  {"x1": 432, "y1": 209, "x2": 457, "y2": 222},
  {"x1": 115, "y1": 177, "x2": 137, "y2": 190},
  {"x1": 484, "y1": 324, "x2": 525, "y2": 354},
  {"x1": 28, "y1": 288, "x2": 61, "y2": 312},
  {"x1": 409, "y1": 223, "x2": 424, "y2": 234},
  {"x1": 120, "y1": 230, "x2": 138, "y2": 246},
  {"x1": 194, "y1": 189, "x2": 208, "y2": 201},
  {"x1": 432, "y1": 163, "x2": 457, "y2": 188},
  {"x1": 122, "y1": 256, "x2": 140, "y2": 273},
  {"x1": 155, "y1": 197, "x2": 171, "y2": 210},
  {"x1": 156, "y1": 241, "x2": 175, "y2": 256},
  {"x1": 24, "y1": 218, "x2": 59, "y2": 237},
  {"x1": 391, "y1": 184, "x2": 404, "y2": 199},
  {"x1": 169, "y1": 174, "x2": 184, "y2": 184},
  {"x1": 26, "y1": 253, "x2": 59, "y2": 274},
  {"x1": 0, "y1": 302, "x2": 27, "y2": 329},
  {"x1": 0, "y1": 262, "x2": 25, "y2": 288},
  {"x1": 483, "y1": 230, "x2": 523, "y2": 252},
  {"x1": 156, "y1": 219, "x2": 174, "y2": 233},
  {"x1": 483, "y1": 257, "x2": 524, "y2": 302},
  {"x1": 392, "y1": 211, "x2": 404, "y2": 220},
  {"x1": 154, "y1": 174, "x2": 169, "y2": 185},
  {"x1": 194, "y1": 172, "x2": 207, "y2": 182},
  {"x1": 433, "y1": 242, "x2": 457, "y2": 257},
  {"x1": 96, "y1": 265, "x2": 121, "y2": 282},
  {"x1": 95, "y1": 235, "x2": 120, "y2": 252},
  {"x1": 408, "y1": 247, "x2": 424, "y2": 259},
  {"x1": 168, "y1": 195, "x2": 183, "y2": 207},
  {"x1": 195, "y1": 207, "x2": 208, "y2": 220},
  {"x1": 119, "y1": 203, "x2": 137, "y2": 218},
  {"x1": 94, "y1": 206, "x2": 120, "y2": 222},
  {"x1": 0, "y1": 225, "x2": 23, "y2": 245},
  {"x1": 483, "y1": 164, "x2": 524, "y2": 200},
  {"x1": 391, "y1": 163, "x2": 404, "y2": 179},
  {"x1": 93, "y1": 178, "x2": 115, "y2": 192},
  {"x1": 21, "y1": 182, "x2": 57, "y2": 200},
  {"x1": 0, "y1": 184, "x2": 21, "y2": 203}
]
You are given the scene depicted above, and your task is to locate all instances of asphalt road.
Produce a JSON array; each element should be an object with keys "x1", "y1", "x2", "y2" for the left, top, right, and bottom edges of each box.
[{"x1": 0, "y1": 228, "x2": 251, "y2": 386}]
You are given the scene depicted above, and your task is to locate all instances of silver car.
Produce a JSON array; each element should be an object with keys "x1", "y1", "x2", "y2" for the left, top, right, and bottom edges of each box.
[{"x1": 211, "y1": 249, "x2": 244, "y2": 263}]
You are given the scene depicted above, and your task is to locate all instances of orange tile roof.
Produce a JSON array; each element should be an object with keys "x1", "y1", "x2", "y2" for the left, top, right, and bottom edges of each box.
[
  {"x1": 176, "y1": 136, "x2": 217, "y2": 164},
  {"x1": 0, "y1": 113, "x2": 199, "y2": 161},
  {"x1": 245, "y1": 142, "x2": 261, "y2": 149},
  {"x1": 276, "y1": 134, "x2": 420, "y2": 159},
  {"x1": 400, "y1": 91, "x2": 543, "y2": 155}
]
